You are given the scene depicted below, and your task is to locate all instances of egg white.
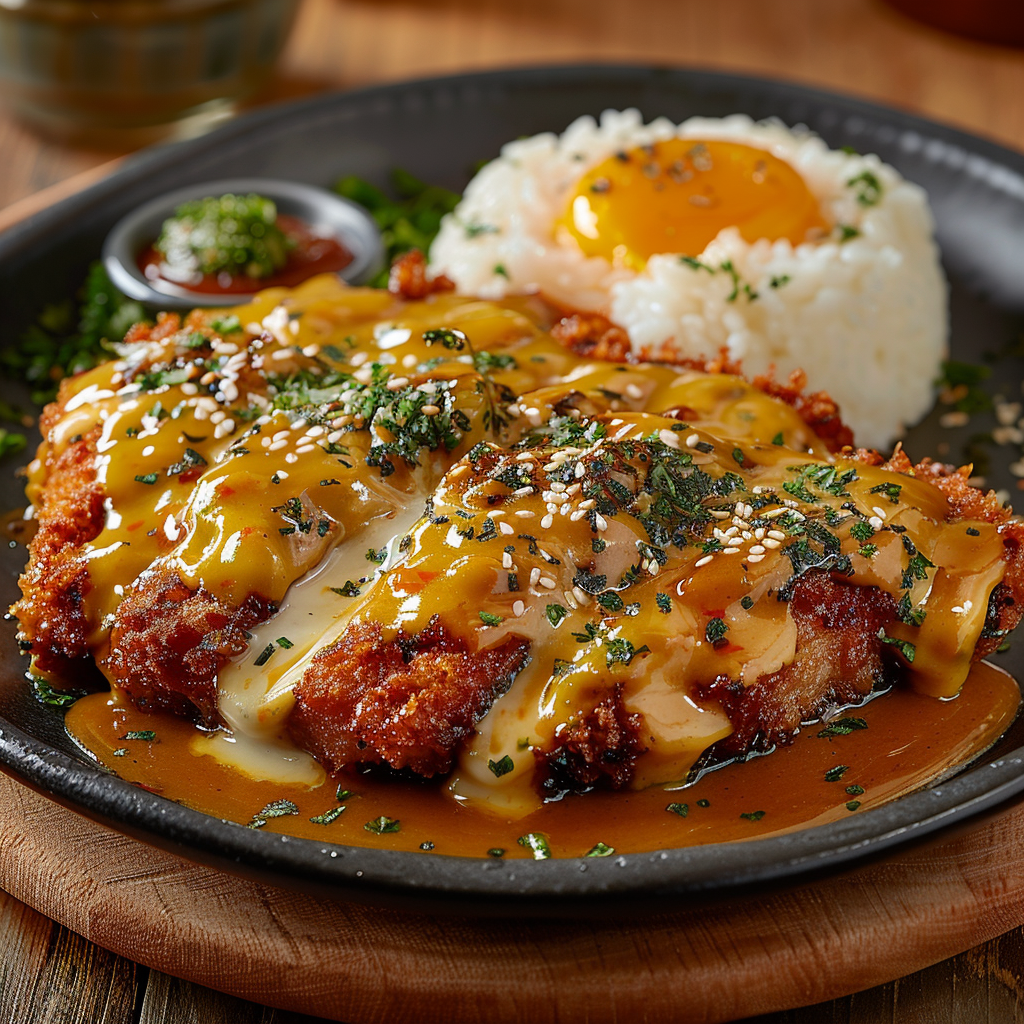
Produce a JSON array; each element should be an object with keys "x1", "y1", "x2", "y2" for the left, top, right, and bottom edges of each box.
[{"x1": 430, "y1": 110, "x2": 947, "y2": 449}]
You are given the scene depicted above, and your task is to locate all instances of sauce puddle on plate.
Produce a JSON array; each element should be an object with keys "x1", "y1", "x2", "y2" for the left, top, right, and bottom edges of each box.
[{"x1": 65, "y1": 661, "x2": 1020, "y2": 859}]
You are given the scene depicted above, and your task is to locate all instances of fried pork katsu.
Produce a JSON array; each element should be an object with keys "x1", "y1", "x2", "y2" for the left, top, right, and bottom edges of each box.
[{"x1": 15, "y1": 272, "x2": 1024, "y2": 815}]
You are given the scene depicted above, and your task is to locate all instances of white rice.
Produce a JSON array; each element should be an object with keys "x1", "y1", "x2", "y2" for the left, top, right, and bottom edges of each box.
[{"x1": 430, "y1": 109, "x2": 947, "y2": 450}]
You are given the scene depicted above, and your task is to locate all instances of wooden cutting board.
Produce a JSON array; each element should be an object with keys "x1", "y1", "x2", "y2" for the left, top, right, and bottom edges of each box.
[{"x1": 2, "y1": 772, "x2": 1024, "y2": 1023}]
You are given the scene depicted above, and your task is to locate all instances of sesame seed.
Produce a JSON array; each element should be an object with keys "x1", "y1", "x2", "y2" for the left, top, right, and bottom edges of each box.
[
  {"x1": 142, "y1": 445, "x2": 155, "y2": 457},
  {"x1": 181, "y1": 382, "x2": 199, "y2": 396},
  {"x1": 421, "y1": 405, "x2": 441, "y2": 416},
  {"x1": 210, "y1": 410, "x2": 226, "y2": 425},
  {"x1": 541, "y1": 514, "x2": 554, "y2": 529},
  {"x1": 549, "y1": 482, "x2": 566, "y2": 493},
  {"x1": 722, "y1": 547, "x2": 741, "y2": 554},
  {"x1": 502, "y1": 552, "x2": 513, "y2": 569},
  {"x1": 569, "y1": 510, "x2": 588, "y2": 522},
  {"x1": 539, "y1": 576, "x2": 557, "y2": 590},
  {"x1": 747, "y1": 553, "x2": 765, "y2": 563},
  {"x1": 530, "y1": 567, "x2": 541, "y2": 586},
  {"x1": 625, "y1": 383, "x2": 644, "y2": 400},
  {"x1": 268, "y1": 439, "x2": 289, "y2": 452},
  {"x1": 564, "y1": 591, "x2": 578, "y2": 610},
  {"x1": 578, "y1": 498, "x2": 596, "y2": 510},
  {"x1": 513, "y1": 600, "x2": 526, "y2": 617},
  {"x1": 514, "y1": 486, "x2": 534, "y2": 497},
  {"x1": 685, "y1": 433, "x2": 700, "y2": 448},
  {"x1": 284, "y1": 452, "x2": 298, "y2": 464},
  {"x1": 869, "y1": 516, "x2": 884, "y2": 530},
  {"x1": 515, "y1": 451, "x2": 535, "y2": 462},
  {"x1": 386, "y1": 377, "x2": 409, "y2": 391},
  {"x1": 271, "y1": 349, "x2": 292, "y2": 362},
  {"x1": 499, "y1": 521, "x2": 514, "y2": 535},
  {"x1": 296, "y1": 444, "x2": 316, "y2": 455},
  {"x1": 763, "y1": 537, "x2": 781, "y2": 550},
  {"x1": 595, "y1": 514, "x2": 608, "y2": 531},
  {"x1": 694, "y1": 555, "x2": 714, "y2": 567},
  {"x1": 767, "y1": 529, "x2": 787, "y2": 541},
  {"x1": 515, "y1": 510, "x2": 535, "y2": 518},
  {"x1": 214, "y1": 419, "x2": 235, "y2": 439},
  {"x1": 572, "y1": 586, "x2": 589, "y2": 604},
  {"x1": 710, "y1": 509, "x2": 730, "y2": 519},
  {"x1": 754, "y1": 528, "x2": 765, "y2": 540},
  {"x1": 575, "y1": 462, "x2": 586, "y2": 479},
  {"x1": 749, "y1": 544, "x2": 765, "y2": 555},
  {"x1": 872, "y1": 506, "x2": 888, "y2": 520}
]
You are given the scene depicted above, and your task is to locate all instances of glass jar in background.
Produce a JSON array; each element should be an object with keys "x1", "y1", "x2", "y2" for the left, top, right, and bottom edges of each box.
[{"x1": 0, "y1": 0, "x2": 302, "y2": 146}]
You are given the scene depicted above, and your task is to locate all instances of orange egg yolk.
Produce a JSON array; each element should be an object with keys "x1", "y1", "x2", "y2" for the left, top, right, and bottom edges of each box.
[{"x1": 558, "y1": 138, "x2": 828, "y2": 269}]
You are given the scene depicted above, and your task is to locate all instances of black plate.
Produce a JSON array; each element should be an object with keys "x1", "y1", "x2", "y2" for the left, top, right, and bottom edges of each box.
[{"x1": 2, "y1": 65, "x2": 1024, "y2": 916}]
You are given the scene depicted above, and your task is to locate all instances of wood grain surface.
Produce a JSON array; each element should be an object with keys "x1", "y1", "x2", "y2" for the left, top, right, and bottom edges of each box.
[
  {"x1": 2, "y1": 0, "x2": 1024, "y2": 1021},
  {"x1": 2, "y1": 770, "x2": 1024, "y2": 1023}
]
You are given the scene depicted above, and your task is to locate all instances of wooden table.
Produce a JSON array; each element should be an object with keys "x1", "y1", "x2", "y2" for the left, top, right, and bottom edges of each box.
[{"x1": 2, "y1": 0, "x2": 1024, "y2": 1020}]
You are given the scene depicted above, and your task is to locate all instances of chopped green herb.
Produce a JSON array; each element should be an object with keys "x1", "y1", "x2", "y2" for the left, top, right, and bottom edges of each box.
[
  {"x1": 705, "y1": 617, "x2": 729, "y2": 646},
  {"x1": 584, "y1": 842, "x2": 615, "y2": 858},
  {"x1": 330, "y1": 581, "x2": 362, "y2": 598},
  {"x1": 134, "y1": 473, "x2": 159, "y2": 485},
  {"x1": 546, "y1": 604, "x2": 568, "y2": 626},
  {"x1": 121, "y1": 730, "x2": 156, "y2": 741},
  {"x1": 845, "y1": 784, "x2": 865, "y2": 796},
  {"x1": 366, "y1": 547, "x2": 387, "y2": 564},
  {"x1": 740, "y1": 810, "x2": 766, "y2": 822},
  {"x1": 740, "y1": 595, "x2": 754, "y2": 610},
  {"x1": 253, "y1": 643, "x2": 276, "y2": 667},
  {"x1": 666, "y1": 802, "x2": 689, "y2": 817},
  {"x1": 247, "y1": 799, "x2": 299, "y2": 829},
  {"x1": 849, "y1": 521, "x2": 875, "y2": 542},
  {"x1": 30, "y1": 676, "x2": 83, "y2": 708},
  {"x1": 309, "y1": 805, "x2": 347, "y2": 825},
  {"x1": 364, "y1": 815, "x2": 401, "y2": 835},
  {"x1": 113, "y1": 748, "x2": 128, "y2": 757},
  {"x1": 487, "y1": 848, "x2": 505, "y2": 858},
  {"x1": 517, "y1": 832, "x2": 552, "y2": 860},
  {"x1": 731, "y1": 447, "x2": 745, "y2": 466},
  {"x1": 846, "y1": 800, "x2": 862, "y2": 812},
  {"x1": 696, "y1": 799, "x2": 710, "y2": 808},
  {"x1": 824, "y1": 765, "x2": 850, "y2": 782},
  {"x1": 771, "y1": 432, "x2": 785, "y2": 446},
  {"x1": 420, "y1": 841, "x2": 435, "y2": 851},
  {"x1": 276, "y1": 637, "x2": 294, "y2": 649},
  {"x1": 847, "y1": 170, "x2": 883, "y2": 207},
  {"x1": 479, "y1": 611, "x2": 503, "y2": 626},
  {"x1": 656, "y1": 592, "x2": 672, "y2": 614},
  {"x1": 817, "y1": 717, "x2": 868, "y2": 738},
  {"x1": 878, "y1": 630, "x2": 916, "y2": 662},
  {"x1": 488, "y1": 755, "x2": 515, "y2": 777},
  {"x1": 836, "y1": 224, "x2": 860, "y2": 242}
]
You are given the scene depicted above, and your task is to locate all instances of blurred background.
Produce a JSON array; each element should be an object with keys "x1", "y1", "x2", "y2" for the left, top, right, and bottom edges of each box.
[{"x1": 1, "y1": 0, "x2": 1024, "y2": 219}]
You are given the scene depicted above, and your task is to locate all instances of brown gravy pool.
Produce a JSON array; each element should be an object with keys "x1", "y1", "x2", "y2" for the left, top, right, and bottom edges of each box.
[{"x1": 64, "y1": 661, "x2": 1020, "y2": 859}]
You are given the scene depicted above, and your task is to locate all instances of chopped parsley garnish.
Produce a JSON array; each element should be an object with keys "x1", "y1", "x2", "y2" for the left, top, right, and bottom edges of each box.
[
  {"x1": 656, "y1": 592, "x2": 672, "y2": 614},
  {"x1": 817, "y1": 717, "x2": 868, "y2": 738},
  {"x1": 30, "y1": 677, "x2": 83, "y2": 708},
  {"x1": 420, "y1": 841, "x2": 436, "y2": 851},
  {"x1": 740, "y1": 595, "x2": 754, "y2": 610},
  {"x1": 731, "y1": 448, "x2": 745, "y2": 466},
  {"x1": 836, "y1": 224, "x2": 860, "y2": 242},
  {"x1": 824, "y1": 765, "x2": 850, "y2": 782},
  {"x1": 366, "y1": 547, "x2": 387, "y2": 564},
  {"x1": 247, "y1": 799, "x2": 299, "y2": 829},
  {"x1": 847, "y1": 170, "x2": 883, "y2": 207},
  {"x1": 878, "y1": 630, "x2": 916, "y2": 662},
  {"x1": 584, "y1": 842, "x2": 615, "y2": 858},
  {"x1": 771, "y1": 432, "x2": 784, "y2": 446},
  {"x1": 546, "y1": 604, "x2": 568, "y2": 626},
  {"x1": 488, "y1": 755, "x2": 515, "y2": 777},
  {"x1": 364, "y1": 815, "x2": 401, "y2": 835},
  {"x1": 517, "y1": 833, "x2": 552, "y2": 860},
  {"x1": 309, "y1": 805, "x2": 346, "y2": 825},
  {"x1": 166, "y1": 447, "x2": 207, "y2": 477},
  {"x1": 849, "y1": 521, "x2": 875, "y2": 542},
  {"x1": 133, "y1": 473, "x2": 158, "y2": 485},
  {"x1": 487, "y1": 848, "x2": 505, "y2": 858},
  {"x1": 705, "y1": 617, "x2": 729, "y2": 647},
  {"x1": 740, "y1": 810, "x2": 766, "y2": 822},
  {"x1": 696, "y1": 799, "x2": 710, "y2": 808},
  {"x1": 845, "y1": 784, "x2": 865, "y2": 796},
  {"x1": 479, "y1": 611, "x2": 503, "y2": 627},
  {"x1": 666, "y1": 803, "x2": 689, "y2": 817},
  {"x1": 870, "y1": 481, "x2": 902, "y2": 504},
  {"x1": 330, "y1": 581, "x2": 362, "y2": 598},
  {"x1": 253, "y1": 643, "x2": 276, "y2": 667},
  {"x1": 121, "y1": 730, "x2": 156, "y2": 741},
  {"x1": 846, "y1": 801, "x2": 862, "y2": 812}
]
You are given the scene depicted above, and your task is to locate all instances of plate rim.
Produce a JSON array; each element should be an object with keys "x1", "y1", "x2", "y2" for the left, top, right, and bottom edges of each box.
[{"x1": 3, "y1": 61, "x2": 1024, "y2": 913}]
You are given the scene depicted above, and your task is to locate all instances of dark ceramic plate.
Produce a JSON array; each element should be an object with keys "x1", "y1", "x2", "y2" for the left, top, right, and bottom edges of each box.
[{"x1": 2, "y1": 65, "x2": 1024, "y2": 916}]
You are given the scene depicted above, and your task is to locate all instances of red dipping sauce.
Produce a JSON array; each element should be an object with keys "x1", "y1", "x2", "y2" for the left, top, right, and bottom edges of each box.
[{"x1": 138, "y1": 214, "x2": 353, "y2": 295}]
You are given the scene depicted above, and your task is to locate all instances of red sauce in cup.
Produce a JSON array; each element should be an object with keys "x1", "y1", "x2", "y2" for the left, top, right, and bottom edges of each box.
[{"x1": 138, "y1": 214, "x2": 353, "y2": 295}]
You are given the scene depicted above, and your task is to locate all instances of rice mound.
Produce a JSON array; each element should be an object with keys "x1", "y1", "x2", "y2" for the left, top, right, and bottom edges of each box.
[{"x1": 430, "y1": 109, "x2": 947, "y2": 450}]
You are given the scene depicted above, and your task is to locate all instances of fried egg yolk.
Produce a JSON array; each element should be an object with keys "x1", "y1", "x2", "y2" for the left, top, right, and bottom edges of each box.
[{"x1": 558, "y1": 139, "x2": 828, "y2": 270}]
